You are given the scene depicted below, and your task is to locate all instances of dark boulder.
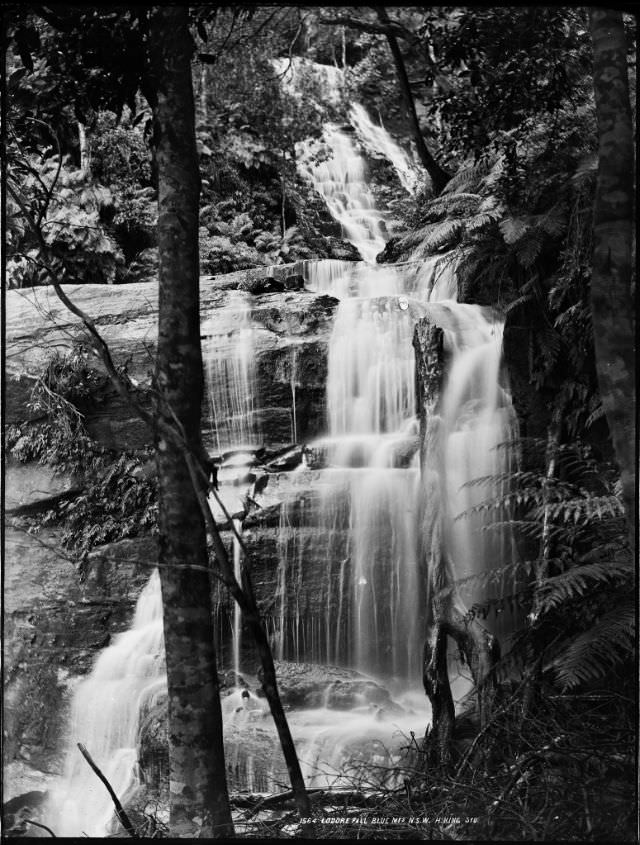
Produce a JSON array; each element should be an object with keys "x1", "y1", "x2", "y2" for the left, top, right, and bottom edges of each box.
[
  {"x1": 375, "y1": 236, "x2": 404, "y2": 264},
  {"x1": 238, "y1": 276, "x2": 285, "y2": 295},
  {"x1": 257, "y1": 661, "x2": 397, "y2": 711},
  {"x1": 283, "y1": 273, "x2": 306, "y2": 291}
]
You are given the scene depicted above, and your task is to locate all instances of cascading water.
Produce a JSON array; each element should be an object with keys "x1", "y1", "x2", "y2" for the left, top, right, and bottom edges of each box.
[
  {"x1": 47, "y1": 85, "x2": 518, "y2": 834},
  {"x1": 289, "y1": 97, "x2": 517, "y2": 679},
  {"x1": 202, "y1": 293, "x2": 260, "y2": 451},
  {"x1": 297, "y1": 126, "x2": 387, "y2": 265},
  {"x1": 349, "y1": 103, "x2": 422, "y2": 195},
  {"x1": 440, "y1": 307, "x2": 520, "y2": 631},
  {"x1": 47, "y1": 571, "x2": 166, "y2": 836}
]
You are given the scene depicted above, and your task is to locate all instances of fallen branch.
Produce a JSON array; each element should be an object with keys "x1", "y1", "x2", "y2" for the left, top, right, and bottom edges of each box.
[
  {"x1": 239, "y1": 787, "x2": 325, "y2": 818},
  {"x1": 77, "y1": 743, "x2": 138, "y2": 838}
]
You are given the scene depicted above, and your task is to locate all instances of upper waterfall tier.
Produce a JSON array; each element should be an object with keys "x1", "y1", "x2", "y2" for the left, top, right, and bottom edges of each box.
[
  {"x1": 349, "y1": 103, "x2": 422, "y2": 196},
  {"x1": 296, "y1": 126, "x2": 388, "y2": 264}
]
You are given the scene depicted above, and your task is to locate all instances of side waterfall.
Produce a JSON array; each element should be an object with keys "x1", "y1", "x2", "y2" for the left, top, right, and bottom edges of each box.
[
  {"x1": 46, "y1": 94, "x2": 517, "y2": 834},
  {"x1": 48, "y1": 572, "x2": 166, "y2": 836}
]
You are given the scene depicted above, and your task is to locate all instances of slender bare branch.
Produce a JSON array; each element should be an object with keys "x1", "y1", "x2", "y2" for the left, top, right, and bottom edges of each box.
[
  {"x1": 318, "y1": 15, "x2": 415, "y2": 43},
  {"x1": 77, "y1": 743, "x2": 139, "y2": 838},
  {"x1": 24, "y1": 819, "x2": 56, "y2": 837}
]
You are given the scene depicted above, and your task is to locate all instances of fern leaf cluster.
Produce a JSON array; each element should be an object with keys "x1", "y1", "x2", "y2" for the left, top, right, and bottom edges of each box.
[
  {"x1": 451, "y1": 430, "x2": 634, "y2": 691},
  {"x1": 535, "y1": 558, "x2": 632, "y2": 614},
  {"x1": 551, "y1": 601, "x2": 636, "y2": 688}
]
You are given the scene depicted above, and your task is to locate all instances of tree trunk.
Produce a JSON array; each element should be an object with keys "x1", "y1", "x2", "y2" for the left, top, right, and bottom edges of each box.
[
  {"x1": 413, "y1": 318, "x2": 499, "y2": 766},
  {"x1": 148, "y1": 7, "x2": 233, "y2": 838},
  {"x1": 589, "y1": 8, "x2": 635, "y2": 553},
  {"x1": 376, "y1": 7, "x2": 450, "y2": 193},
  {"x1": 186, "y1": 471, "x2": 312, "y2": 818}
]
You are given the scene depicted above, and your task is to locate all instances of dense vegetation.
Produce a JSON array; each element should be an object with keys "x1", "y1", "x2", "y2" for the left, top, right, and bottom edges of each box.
[{"x1": 5, "y1": 5, "x2": 636, "y2": 841}]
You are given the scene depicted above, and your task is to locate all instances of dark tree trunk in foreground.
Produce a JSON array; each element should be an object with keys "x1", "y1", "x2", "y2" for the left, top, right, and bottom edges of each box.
[
  {"x1": 147, "y1": 7, "x2": 233, "y2": 837},
  {"x1": 589, "y1": 9, "x2": 636, "y2": 553},
  {"x1": 376, "y1": 7, "x2": 450, "y2": 193},
  {"x1": 413, "y1": 319, "x2": 499, "y2": 766},
  {"x1": 191, "y1": 484, "x2": 312, "y2": 818}
]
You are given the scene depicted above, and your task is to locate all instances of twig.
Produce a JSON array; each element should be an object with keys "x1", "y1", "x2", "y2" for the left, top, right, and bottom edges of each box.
[
  {"x1": 77, "y1": 743, "x2": 139, "y2": 838},
  {"x1": 24, "y1": 819, "x2": 56, "y2": 837}
]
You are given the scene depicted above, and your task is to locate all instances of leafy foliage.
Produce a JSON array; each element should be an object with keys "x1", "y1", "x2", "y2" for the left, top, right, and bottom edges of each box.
[
  {"x1": 552, "y1": 601, "x2": 635, "y2": 688},
  {"x1": 7, "y1": 152, "x2": 126, "y2": 288},
  {"x1": 423, "y1": 7, "x2": 593, "y2": 159},
  {"x1": 458, "y1": 434, "x2": 634, "y2": 691},
  {"x1": 7, "y1": 348, "x2": 107, "y2": 473},
  {"x1": 8, "y1": 349, "x2": 159, "y2": 565},
  {"x1": 48, "y1": 451, "x2": 158, "y2": 569}
]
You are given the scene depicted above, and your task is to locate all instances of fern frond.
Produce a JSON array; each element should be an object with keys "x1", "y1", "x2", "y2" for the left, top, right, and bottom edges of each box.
[
  {"x1": 505, "y1": 291, "x2": 537, "y2": 314},
  {"x1": 422, "y1": 192, "x2": 482, "y2": 218},
  {"x1": 537, "y1": 323, "x2": 562, "y2": 370},
  {"x1": 585, "y1": 401, "x2": 605, "y2": 428},
  {"x1": 423, "y1": 219, "x2": 465, "y2": 251},
  {"x1": 532, "y1": 493, "x2": 626, "y2": 525},
  {"x1": 443, "y1": 156, "x2": 497, "y2": 195},
  {"x1": 436, "y1": 559, "x2": 533, "y2": 599},
  {"x1": 464, "y1": 210, "x2": 503, "y2": 234},
  {"x1": 516, "y1": 228, "x2": 545, "y2": 268},
  {"x1": 457, "y1": 479, "x2": 578, "y2": 517},
  {"x1": 461, "y1": 470, "x2": 575, "y2": 492},
  {"x1": 464, "y1": 587, "x2": 532, "y2": 623},
  {"x1": 540, "y1": 202, "x2": 568, "y2": 237},
  {"x1": 397, "y1": 222, "x2": 437, "y2": 249},
  {"x1": 499, "y1": 216, "x2": 530, "y2": 245},
  {"x1": 536, "y1": 559, "x2": 633, "y2": 614},
  {"x1": 552, "y1": 601, "x2": 636, "y2": 689}
]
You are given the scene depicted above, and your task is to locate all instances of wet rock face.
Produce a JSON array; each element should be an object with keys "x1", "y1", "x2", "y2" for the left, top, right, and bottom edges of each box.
[
  {"x1": 6, "y1": 270, "x2": 339, "y2": 453},
  {"x1": 262, "y1": 662, "x2": 394, "y2": 710},
  {"x1": 136, "y1": 661, "x2": 400, "y2": 801},
  {"x1": 2, "y1": 790, "x2": 49, "y2": 838},
  {"x1": 138, "y1": 691, "x2": 169, "y2": 798},
  {"x1": 3, "y1": 526, "x2": 154, "y2": 776},
  {"x1": 4, "y1": 266, "x2": 347, "y2": 795}
]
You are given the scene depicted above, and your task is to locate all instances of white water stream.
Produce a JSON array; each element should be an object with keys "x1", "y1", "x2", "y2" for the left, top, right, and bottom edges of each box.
[
  {"x1": 48, "y1": 572, "x2": 166, "y2": 836},
  {"x1": 46, "y1": 91, "x2": 516, "y2": 835}
]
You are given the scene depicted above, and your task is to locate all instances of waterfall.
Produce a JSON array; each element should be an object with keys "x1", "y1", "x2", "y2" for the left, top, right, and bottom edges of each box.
[
  {"x1": 47, "y1": 91, "x2": 518, "y2": 834},
  {"x1": 47, "y1": 571, "x2": 166, "y2": 837},
  {"x1": 440, "y1": 309, "x2": 520, "y2": 632},
  {"x1": 202, "y1": 293, "x2": 260, "y2": 451},
  {"x1": 296, "y1": 126, "x2": 387, "y2": 264},
  {"x1": 291, "y1": 105, "x2": 517, "y2": 678},
  {"x1": 349, "y1": 103, "x2": 422, "y2": 195}
]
